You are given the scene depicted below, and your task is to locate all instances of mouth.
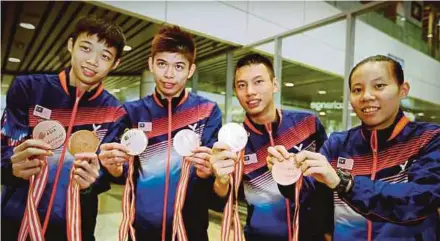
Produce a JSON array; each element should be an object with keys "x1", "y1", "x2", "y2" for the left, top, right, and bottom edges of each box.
[
  {"x1": 361, "y1": 106, "x2": 380, "y2": 115},
  {"x1": 81, "y1": 66, "x2": 97, "y2": 77},
  {"x1": 246, "y1": 99, "x2": 260, "y2": 109},
  {"x1": 161, "y1": 82, "x2": 175, "y2": 89}
]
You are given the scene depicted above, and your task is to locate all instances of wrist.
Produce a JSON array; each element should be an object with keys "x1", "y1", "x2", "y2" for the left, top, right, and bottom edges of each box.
[{"x1": 333, "y1": 169, "x2": 353, "y2": 195}]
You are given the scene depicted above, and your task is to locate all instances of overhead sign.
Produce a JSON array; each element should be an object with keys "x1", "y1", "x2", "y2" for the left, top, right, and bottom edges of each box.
[{"x1": 310, "y1": 101, "x2": 343, "y2": 111}]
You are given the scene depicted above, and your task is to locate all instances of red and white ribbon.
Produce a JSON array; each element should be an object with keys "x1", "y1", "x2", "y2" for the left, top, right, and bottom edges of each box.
[
  {"x1": 18, "y1": 160, "x2": 49, "y2": 241},
  {"x1": 220, "y1": 151, "x2": 245, "y2": 241},
  {"x1": 119, "y1": 157, "x2": 136, "y2": 241}
]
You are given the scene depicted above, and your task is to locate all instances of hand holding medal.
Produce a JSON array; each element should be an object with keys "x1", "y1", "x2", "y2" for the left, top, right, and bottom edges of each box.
[{"x1": 267, "y1": 145, "x2": 302, "y2": 186}]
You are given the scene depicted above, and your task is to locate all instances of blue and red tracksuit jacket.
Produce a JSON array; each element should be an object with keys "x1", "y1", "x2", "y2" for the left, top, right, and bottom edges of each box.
[
  {"x1": 240, "y1": 109, "x2": 332, "y2": 241},
  {"x1": 1, "y1": 68, "x2": 123, "y2": 240},
  {"x1": 322, "y1": 110, "x2": 440, "y2": 241},
  {"x1": 101, "y1": 88, "x2": 225, "y2": 241}
]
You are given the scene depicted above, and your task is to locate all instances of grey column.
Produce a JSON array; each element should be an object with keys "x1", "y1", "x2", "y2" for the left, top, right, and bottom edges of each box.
[
  {"x1": 140, "y1": 69, "x2": 155, "y2": 98},
  {"x1": 274, "y1": 37, "x2": 283, "y2": 108},
  {"x1": 225, "y1": 52, "x2": 234, "y2": 123},
  {"x1": 343, "y1": 14, "x2": 356, "y2": 130}
]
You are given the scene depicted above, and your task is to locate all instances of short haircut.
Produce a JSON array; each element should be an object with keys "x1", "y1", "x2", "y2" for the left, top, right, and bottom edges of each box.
[
  {"x1": 151, "y1": 26, "x2": 196, "y2": 64},
  {"x1": 71, "y1": 15, "x2": 126, "y2": 60},
  {"x1": 235, "y1": 53, "x2": 275, "y2": 80},
  {"x1": 349, "y1": 54, "x2": 404, "y2": 88}
]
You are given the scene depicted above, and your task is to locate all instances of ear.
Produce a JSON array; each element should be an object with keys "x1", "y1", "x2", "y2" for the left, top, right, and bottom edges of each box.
[
  {"x1": 187, "y1": 63, "x2": 196, "y2": 79},
  {"x1": 67, "y1": 38, "x2": 74, "y2": 53},
  {"x1": 272, "y1": 77, "x2": 279, "y2": 93},
  {"x1": 399, "y1": 81, "x2": 410, "y2": 100},
  {"x1": 112, "y1": 58, "x2": 121, "y2": 70},
  {"x1": 148, "y1": 57, "x2": 153, "y2": 72}
]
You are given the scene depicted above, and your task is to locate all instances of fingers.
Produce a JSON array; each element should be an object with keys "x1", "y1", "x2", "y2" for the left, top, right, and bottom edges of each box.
[
  {"x1": 192, "y1": 146, "x2": 212, "y2": 155},
  {"x1": 74, "y1": 160, "x2": 99, "y2": 183},
  {"x1": 11, "y1": 147, "x2": 53, "y2": 163},
  {"x1": 99, "y1": 148, "x2": 130, "y2": 165},
  {"x1": 14, "y1": 167, "x2": 42, "y2": 180},
  {"x1": 12, "y1": 159, "x2": 43, "y2": 179},
  {"x1": 295, "y1": 150, "x2": 325, "y2": 164},
  {"x1": 274, "y1": 145, "x2": 290, "y2": 159},
  {"x1": 300, "y1": 159, "x2": 326, "y2": 173},
  {"x1": 303, "y1": 166, "x2": 327, "y2": 177},
  {"x1": 212, "y1": 142, "x2": 231, "y2": 152},
  {"x1": 13, "y1": 139, "x2": 51, "y2": 153},
  {"x1": 100, "y1": 143, "x2": 130, "y2": 153},
  {"x1": 191, "y1": 151, "x2": 211, "y2": 162},
  {"x1": 267, "y1": 145, "x2": 290, "y2": 163}
]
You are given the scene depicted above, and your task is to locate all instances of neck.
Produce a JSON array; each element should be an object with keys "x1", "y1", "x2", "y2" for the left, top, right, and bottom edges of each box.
[
  {"x1": 156, "y1": 88, "x2": 184, "y2": 99},
  {"x1": 69, "y1": 69, "x2": 99, "y2": 92},
  {"x1": 249, "y1": 102, "x2": 277, "y2": 125}
]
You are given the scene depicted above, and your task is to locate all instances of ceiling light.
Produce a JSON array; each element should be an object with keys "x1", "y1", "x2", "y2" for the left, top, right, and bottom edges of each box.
[
  {"x1": 417, "y1": 112, "x2": 424, "y2": 117},
  {"x1": 319, "y1": 112, "x2": 326, "y2": 116},
  {"x1": 284, "y1": 82, "x2": 294, "y2": 87},
  {"x1": 427, "y1": 34, "x2": 433, "y2": 38},
  {"x1": 318, "y1": 90, "x2": 327, "y2": 95},
  {"x1": 400, "y1": 17, "x2": 406, "y2": 21},
  {"x1": 220, "y1": 91, "x2": 226, "y2": 95},
  {"x1": 8, "y1": 57, "x2": 20, "y2": 63},
  {"x1": 111, "y1": 89, "x2": 121, "y2": 93},
  {"x1": 19, "y1": 22, "x2": 35, "y2": 30},
  {"x1": 123, "y1": 45, "x2": 132, "y2": 51},
  {"x1": 430, "y1": 116, "x2": 436, "y2": 120},
  {"x1": 350, "y1": 113, "x2": 357, "y2": 117}
]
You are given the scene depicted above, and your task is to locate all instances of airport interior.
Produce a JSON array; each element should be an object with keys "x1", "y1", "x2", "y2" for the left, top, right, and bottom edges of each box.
[{"x1": 1, "y1": 1, "x2": 440, "y2": 240}]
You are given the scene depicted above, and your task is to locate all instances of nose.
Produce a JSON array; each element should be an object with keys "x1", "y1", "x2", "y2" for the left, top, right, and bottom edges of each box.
[
  {"x1": 361, "y1": 87, "x2": 376, "y2": 102},
  {"x1": 86, "y1": 52, "x2": 99, "y2": 67},
  {"x1": 246, "y1": 83, "x2": 257, "y2": 96},
  {"x1": 164, "y1": 65, "x2": 175, "y2": 79}
]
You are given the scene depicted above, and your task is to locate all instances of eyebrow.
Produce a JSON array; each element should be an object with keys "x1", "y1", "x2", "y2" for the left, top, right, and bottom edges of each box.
[
  {"x1": 156, "y1": 58, "x2": 186, "y2": 65},
  {"x1": 252, "y1": 75, "x2": 263, "y2": 81}
]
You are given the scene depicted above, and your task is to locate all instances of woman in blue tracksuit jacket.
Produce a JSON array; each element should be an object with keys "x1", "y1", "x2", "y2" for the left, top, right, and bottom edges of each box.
[{"x1": 286, "y1": 55, "x2": 440, "y2": 241}]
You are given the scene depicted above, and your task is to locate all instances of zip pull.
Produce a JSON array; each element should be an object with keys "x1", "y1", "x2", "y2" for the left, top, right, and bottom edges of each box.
[{"x1": 161, "y1": 97, "x2": 173, "y2": 241}]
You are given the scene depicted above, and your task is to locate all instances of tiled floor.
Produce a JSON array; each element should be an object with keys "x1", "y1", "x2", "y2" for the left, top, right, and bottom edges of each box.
[{"x1": 94, "y1": 184, "x2": 240, "y2": 241}]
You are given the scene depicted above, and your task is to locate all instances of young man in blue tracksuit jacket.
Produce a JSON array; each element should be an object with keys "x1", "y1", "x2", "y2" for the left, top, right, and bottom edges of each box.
[
  {"x1": 99, "y1": 26, "x2": 225, "y2": 241},
  {"x1": 292, "y1": 55, "x2": 440, "y2": 241},
  {"x1": 1, "y1": 16, "x2": 126, "y2": 240},
  {"x1": 210, "y1": 53, "x2": 333, "y2": 241}
]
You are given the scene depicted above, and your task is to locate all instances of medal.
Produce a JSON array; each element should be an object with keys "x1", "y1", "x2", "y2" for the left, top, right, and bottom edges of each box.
[
  {"x1": 121, "y1": 129, "x2": 148, "y2": 155},
  {"x1": 32, "y1": 120, "x2": 66, "y2": 149},
  {"x1": 218, "y1": 123, "x2": 248, "y2": 152},
  {"x1": 68, "y1": 130, "x2": 100, "y2": 155},
  {"x1": 271, "y1": 160, "x2": 301, "y2": 186},
  {"x1": 173, "y1": 129, "x2": 199, "y2": 156}
]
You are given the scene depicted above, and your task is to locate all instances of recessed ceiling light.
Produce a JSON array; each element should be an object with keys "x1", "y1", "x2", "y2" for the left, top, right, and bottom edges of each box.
[
  {"x1": 319, "y1": 112, "x2": 326, "y2": 116},
  {"x1": 8, "y1": 57, "x2": 20, "y2": 63},
  {"x1": 400, "y1": 17, "x2": 406, "y2": 21},
  {"x1": 417, "y1": 112, "x2": 424, "y2": 117},
  {"x1": 350, "y1": 113, "x2": 356, "y2": 117},
  {"x1": 318, "y1": 90, "x2": 327, "y2": 95},
  {"x1": 430, "y1": 116, "x2": 436, "y2": 119},
  {"x1": 427, "y1": 34, "x2": 433, "y2": 38},
  {"x1": 111, "y1": 89, "x2": 121, "y2": 93},
  {"x1": 284, "y1": 82, "x2": 294, "y2": 87},
  {"x1": 123, "y1": 45, "x2": 132, "y2": 51},
  {"x1": 220, "y1": 91, "x2": 226, "y2": 95},
  {"x1": 19, "y1": 22, "x2": 35, "y2": 30}
]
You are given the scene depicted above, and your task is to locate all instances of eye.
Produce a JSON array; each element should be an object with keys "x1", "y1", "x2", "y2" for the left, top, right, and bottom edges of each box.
[
  {"x1": 375, "y1": 83, "x2": 386, "y2": 89},
  {"x1": 157, "y1": 62, "x2": 166, "y2": 68},
  {"x1": 175, "y1": 64, "x2": 184, "y2": 71},
  {"x1": 80, "y1": 46, "x2": 90, "y2": 52},
  {"x1": 102, "y1": 54, "x2": 111, "y2": 61},
  {"x1": 255, "y1": 79, "x2": 264, "y2": 84},
  {"x1": 237, "y1": 83, "x2": 246, "y2": 89},
  {"x1": 351, "y1": 87, "x2": 362, "y2": 94}
]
